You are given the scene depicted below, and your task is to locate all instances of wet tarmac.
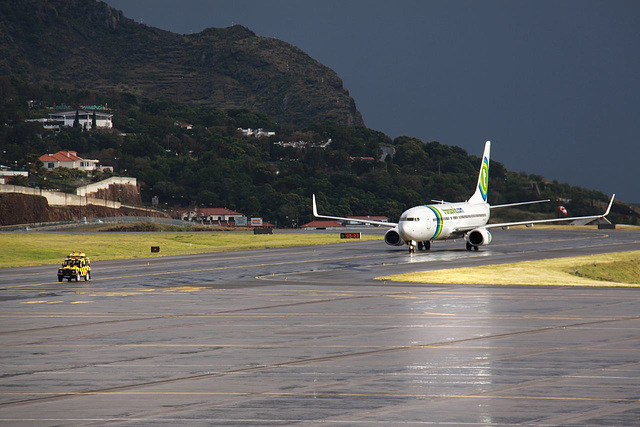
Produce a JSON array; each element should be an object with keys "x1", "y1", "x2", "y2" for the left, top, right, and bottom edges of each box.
[{"x1": 1, "y1": 228, "x2": 639, "y2": 425}]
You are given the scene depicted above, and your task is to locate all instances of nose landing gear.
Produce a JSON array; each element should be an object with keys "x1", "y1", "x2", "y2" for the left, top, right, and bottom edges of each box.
[{"x1": 410, "y1": 241, "x2": 431, "y2": 254}]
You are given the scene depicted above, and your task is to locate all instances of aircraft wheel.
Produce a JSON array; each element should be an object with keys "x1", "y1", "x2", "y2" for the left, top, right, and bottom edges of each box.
[
  {"x1": 417, "y1": 242, "x2": 424, "y2": 251},
  {"x1": 473, "y1": 245, "x2": 479, "y2": 251},
  {"x1": 423, "y1": 241, "x2": 431, "y2": 250},
  {"x1": 466, "y1": 242, "x2": 473, "y2": 251}
]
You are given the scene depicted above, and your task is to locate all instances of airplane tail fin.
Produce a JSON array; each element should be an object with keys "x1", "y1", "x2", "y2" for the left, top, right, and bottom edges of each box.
[{"x1": 468, "y1": 141, "x2": 491, "y2": 204}]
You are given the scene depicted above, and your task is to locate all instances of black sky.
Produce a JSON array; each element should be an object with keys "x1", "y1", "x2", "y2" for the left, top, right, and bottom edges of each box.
[{"x1": 104, "y1": 0, "x2": 640, "y2": 203}]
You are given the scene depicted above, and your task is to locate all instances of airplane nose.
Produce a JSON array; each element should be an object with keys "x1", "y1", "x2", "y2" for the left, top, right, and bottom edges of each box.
[{"x1": 398, "y1": 221, "x2": 412, "y2": 242}]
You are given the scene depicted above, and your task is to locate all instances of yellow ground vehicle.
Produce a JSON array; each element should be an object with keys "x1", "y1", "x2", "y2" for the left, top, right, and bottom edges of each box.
[{"x1": 58, "y1": 252, "x2": 91, "y2": 282}]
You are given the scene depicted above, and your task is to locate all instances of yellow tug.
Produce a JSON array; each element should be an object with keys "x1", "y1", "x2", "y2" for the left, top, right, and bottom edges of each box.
[{"x1": 58, "y1": 251, "x2": 91, "y2": 282}]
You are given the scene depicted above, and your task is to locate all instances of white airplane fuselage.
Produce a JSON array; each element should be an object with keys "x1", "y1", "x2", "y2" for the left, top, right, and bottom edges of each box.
[{"x1": 398, "y1": 202, "x2": 490, "y2": 242}]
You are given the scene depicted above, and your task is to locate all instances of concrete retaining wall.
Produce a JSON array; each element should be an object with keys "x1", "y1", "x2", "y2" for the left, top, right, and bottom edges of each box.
[
  {"x1": 0, "y1": 185, "x2": 121, "y2": 208},
  {"x1": 76, "y1": 177, "x2": 137, "y2": 196}
]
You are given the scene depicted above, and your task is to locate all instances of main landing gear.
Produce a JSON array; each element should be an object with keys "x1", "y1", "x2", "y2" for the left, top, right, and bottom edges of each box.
[
  {"x1": 409, "y1": 241, "x2": 431, "y2": 254},
  {"x1": 466, "y1": 242, "x2": 479, "y2": 251}
]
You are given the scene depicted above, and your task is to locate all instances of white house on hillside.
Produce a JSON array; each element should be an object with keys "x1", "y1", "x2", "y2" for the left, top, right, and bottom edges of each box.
[
  {"x1": 238, "y1": 128, "x2": 275, "y2": 138},
  {"x1": 39, "y1": 151, "x2": 100, "y2": 172},
  {"x1": 27, "y1": 109, "x2": 113, "y2": 130},
  {"x1": 48, "y1": 109, "x2": 113, "y2": 129}
]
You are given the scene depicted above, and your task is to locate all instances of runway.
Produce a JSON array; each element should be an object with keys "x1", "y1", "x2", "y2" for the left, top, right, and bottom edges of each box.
[{"x1": 1, "y1": 228, "x2": 639, "y2": 425}]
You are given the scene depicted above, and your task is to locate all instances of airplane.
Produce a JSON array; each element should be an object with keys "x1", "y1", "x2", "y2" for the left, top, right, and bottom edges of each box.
[{"x1": 312, "y1": 141, "x2": 615, "y2": 253}]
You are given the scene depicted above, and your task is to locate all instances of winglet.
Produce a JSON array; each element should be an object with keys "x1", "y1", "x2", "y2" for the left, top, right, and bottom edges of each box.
[
  {"x1": 603, "y1": 194, "x2": 615, "y2": 217},
  {"x1": 312, "y1": 194, "x2": 319, "y2": 217}
]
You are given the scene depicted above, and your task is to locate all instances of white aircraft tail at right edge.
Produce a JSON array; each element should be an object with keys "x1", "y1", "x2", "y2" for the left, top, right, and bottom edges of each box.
[{"x1": 313, "y1": 141, "x2": 615, "y2": 253}]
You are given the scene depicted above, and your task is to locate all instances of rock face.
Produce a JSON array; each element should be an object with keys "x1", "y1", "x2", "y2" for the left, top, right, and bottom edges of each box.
[
  {"x1": 86, "y1": 184, "x2": 142, "y2": 206},
  {"x1": 0, "y1": 194, "x2": 166, "y2": 226},
  {"x1": 0, "y1": 0, "x2": 364, "y2": 127}
]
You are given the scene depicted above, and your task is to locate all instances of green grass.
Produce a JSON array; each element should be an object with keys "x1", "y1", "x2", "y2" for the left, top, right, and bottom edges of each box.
[
  {"x1": 378, "y1": 251, "x2": 640, "y2": 287},
  {"x1": 0, "y1": 232, "x2": 381, "y2": 268},
  {"x1": 572, "y1": 257, "x2": 640, "y2": 284}
]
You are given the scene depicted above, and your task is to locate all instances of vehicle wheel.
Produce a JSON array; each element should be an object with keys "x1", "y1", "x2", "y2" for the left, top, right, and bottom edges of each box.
[
  {"x1": 67, "y1": 278, "x2": 71, "y2": 282},
  {"x1": 424, "y1": 241, "x2": 431, "y2": 250},
  {"x1": 84, "y1": 273, "x2": 88, "y2": 281},
  {"x1": 417, "y1": 242, "x2": 424, "y2": 251},
  {"x1": 466, "y1": 241, "x2": 473, "y2": 251},
  {"x1": 75, "y1": 276, "x2": 79, "y2": 282},
  {"x1": 88, "y1": 272, "x2": 91, "y2": 280},
  {"x1": 473, "y1": 245, "x2": 479, "y2": 251},
  {"x1": 58, "y1": 277, "x2": 62, "y2": 282}
]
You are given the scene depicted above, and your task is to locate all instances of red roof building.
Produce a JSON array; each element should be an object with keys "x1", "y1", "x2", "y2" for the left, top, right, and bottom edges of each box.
[{"x1": 39, "y1": 151, "x2": 99, "y2": 172}]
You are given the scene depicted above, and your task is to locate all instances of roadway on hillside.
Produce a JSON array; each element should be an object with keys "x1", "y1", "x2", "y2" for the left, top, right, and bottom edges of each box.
[{"x1": 1, "y1": 228, "x2": 639, "y2": 425}]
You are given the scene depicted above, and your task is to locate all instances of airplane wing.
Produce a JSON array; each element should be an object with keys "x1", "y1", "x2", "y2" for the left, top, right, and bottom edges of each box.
[
  {"x1": 484, "y1": 194, "x2": 615, "y2": 230},
  {"x1": 490, "y1": 199, "x2": 550, "y2": 209},
  {"x1": 312, "y1": 194, "x2": 398, "y2": 227}
]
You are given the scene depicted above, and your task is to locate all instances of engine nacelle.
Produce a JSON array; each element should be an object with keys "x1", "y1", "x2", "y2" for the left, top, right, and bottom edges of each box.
[
  {"x1": 384, "y1": 227, "x2": 405, "y2": 246},
  {"x1": 466, "y1": 228, "x2": 492, "y2": 246}
]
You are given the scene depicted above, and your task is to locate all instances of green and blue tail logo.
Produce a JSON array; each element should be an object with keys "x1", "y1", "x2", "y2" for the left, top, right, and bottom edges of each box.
[
  {"x1": 468, "y1": 141, "x2": 491, "y2": 204},
  {"x1": 478, "y1": 157, "x2": 489, "y2": 202}
]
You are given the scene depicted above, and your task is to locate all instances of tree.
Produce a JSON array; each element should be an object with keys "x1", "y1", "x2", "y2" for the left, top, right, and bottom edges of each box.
[
  {"x1": 9, "y1": 175, "x2": 29, "y2": 186},
  {"x1": 91, "y1": 110, "x2": 97, "y2": 129},
  {"x1": 73, "y1": 108, "x2": 80, "y2": 128}
]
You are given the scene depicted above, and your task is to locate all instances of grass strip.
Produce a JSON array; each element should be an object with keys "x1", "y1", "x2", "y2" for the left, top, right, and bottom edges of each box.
[
  {"x1": 378, "y1": 250, "x2": 640, "y2": 287},
  {"x1": 0, "y1": 232, "x2": 381, "y2": 268}
]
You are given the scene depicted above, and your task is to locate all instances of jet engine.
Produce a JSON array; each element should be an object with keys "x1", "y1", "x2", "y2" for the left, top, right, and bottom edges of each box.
[
  {"x1": 384, "y1": 227, "x2": 405, "y2": 246},
  {"x1": 466, "y1": 228, "x2": 492, "y2": 246}
]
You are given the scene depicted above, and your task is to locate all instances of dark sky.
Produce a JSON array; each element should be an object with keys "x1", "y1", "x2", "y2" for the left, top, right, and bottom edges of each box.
[{"x1": 104, "y1": 0, "x2": 640, "y2": 203}]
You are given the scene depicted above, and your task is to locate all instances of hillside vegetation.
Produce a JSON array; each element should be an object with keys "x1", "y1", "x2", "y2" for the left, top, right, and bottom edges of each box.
[
  {"x1": 2, "y1": 77, "x2": 636, "y2": 227},
  {"x1": 0, "y1": 0, "x2": 363, "y2": 127}
]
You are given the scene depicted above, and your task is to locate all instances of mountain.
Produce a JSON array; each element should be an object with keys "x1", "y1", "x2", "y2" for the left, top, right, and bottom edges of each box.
[{"x1": 0, "y1": 0, "x2": 364, "y2": 127}]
